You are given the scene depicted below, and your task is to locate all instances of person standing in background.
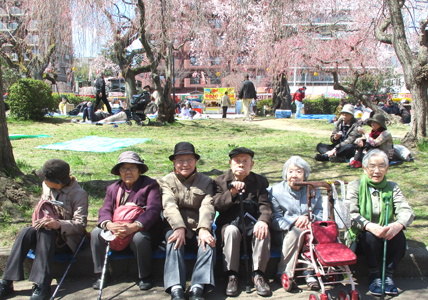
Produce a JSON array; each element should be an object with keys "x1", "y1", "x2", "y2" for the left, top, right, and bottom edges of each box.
[
  {"x1": 292, "y1": 86, "x2": 306, "y2": 119},
  {"x1": 220, "y1": 91, "x2": 232, "y2": 118},
  {"x1": 238, "y1": 75, "x2": 257, "y2": 122},
  {"x1": 94, "y1": 72, "x2": 112, "y2": 114}
]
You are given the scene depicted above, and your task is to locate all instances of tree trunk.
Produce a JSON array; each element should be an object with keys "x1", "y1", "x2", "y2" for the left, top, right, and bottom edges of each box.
[
  {"x1": 0, "y1": 61, "x2": 20, "y2": 177},
  {"x1": 156, "y1": 45, "x2": 176, "y2": 123},
  {"x1": 408, "y1": 82, "x2": 428, "y2": 140},
  {"x1": 125, "y1": 73, "x2": 137, "y2": 108}
]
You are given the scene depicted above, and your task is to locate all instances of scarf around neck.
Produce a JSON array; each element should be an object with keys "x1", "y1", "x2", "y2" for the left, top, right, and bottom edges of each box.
[
  {"x1": 348, "y1": 174, "x2": 394, "y2": 241},
  {"x1": 369, "y1": 127, "x2": 386, "y2": 139}
]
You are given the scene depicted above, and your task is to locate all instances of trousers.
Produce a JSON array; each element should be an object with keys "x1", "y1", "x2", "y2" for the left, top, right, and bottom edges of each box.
[
  {"x1": 91, "y1": 227, "x2": 153, "y2": 279},
  {"x1": 242, "y1": 99, "x2": 252, "y2": 120},
  {"x1": 359, "y1": 230, "x2": 406, "y2": 270},
  {"x1": 277, "y1": 226, "x2": 304, "y2": 276},
  {"x1": 2, "y1": 227, "x2": 71, "y2": 286},
  {"x1": 94, "y1": 92, "x2": 112, "y2": 114},
  {"x1": 222, "y1": 225, "x2": 271, "y2": 273},
  {"x1": 316, "y1": 143, "x2": 357, "y2": 159},
  {"x1": 163, "y1": 229, "x2": 216, "y2": 291}
]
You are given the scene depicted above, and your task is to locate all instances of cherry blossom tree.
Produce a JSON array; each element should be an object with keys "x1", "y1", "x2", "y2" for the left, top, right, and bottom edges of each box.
[{"x1": 137, "y1": 0, "x2": 213, "y2": 123}]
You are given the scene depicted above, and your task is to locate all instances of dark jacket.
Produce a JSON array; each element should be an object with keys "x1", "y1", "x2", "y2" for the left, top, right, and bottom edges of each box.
[
  {"x1": 213, "y1": 169, "x2": 272, "y2": 240},
  {"x1": 95, "y1": 76, "x2": 106, "y2": 95},
  {"x1": 330, "y1": 117, "x2": 362, "y2": 149},
  {"x1": 97, "y1": 175, "x2": 162, "y2": 231},
  {"x1": 238, "y1": 80, "x2": 257, "y2": 99},
  {"x1": 386, "y1": 103, "x2": 400, "y2": 115}
]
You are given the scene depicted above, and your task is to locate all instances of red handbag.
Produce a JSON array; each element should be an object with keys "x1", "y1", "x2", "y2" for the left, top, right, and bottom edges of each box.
[{"x1": 109, "y1": 186, "x2": 146, "y2": 251}]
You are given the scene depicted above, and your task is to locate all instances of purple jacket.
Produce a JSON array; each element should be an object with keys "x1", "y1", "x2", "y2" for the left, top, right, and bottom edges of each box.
[{"x1": 97, "y1": 175, "x2": 162, "y2": 231}]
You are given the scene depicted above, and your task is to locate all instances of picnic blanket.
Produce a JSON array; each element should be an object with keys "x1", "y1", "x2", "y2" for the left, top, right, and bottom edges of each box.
[
  {"x1": 296, "y1": 114, "x2": 335, "y2": 121},
  {"x1": 36, "y1": 136, "x2": 150, "y2": 152},
  {"x1": 9, "y1": 134, "x2": 51, "y2": 140}
]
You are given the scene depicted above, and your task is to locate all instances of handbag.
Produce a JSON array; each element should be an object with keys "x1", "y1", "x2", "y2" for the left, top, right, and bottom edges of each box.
[
  {"x1": 32, "y1": 195, "x2": 64, "y2": 230},
  {"x1": 109, "y1": 186, "x2": 146, "y2": 251}
]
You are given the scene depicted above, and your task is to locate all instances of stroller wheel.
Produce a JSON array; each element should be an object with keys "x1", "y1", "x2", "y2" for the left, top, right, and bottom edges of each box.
[
  {"x1": 281, "y1": 272, "x2": 294, "y2": 292},
  {"x1": 349, "y1": 289, "x2": 361, "y2": 300},
  {"x1": 309, "y1": 293, "x2": 320, "y2": 300},
  {"x1": 126, "y1": 121, "x2": 132, "y2": 126},
  {"x1": 338, "y1": 289, "x2": 350, "y2": 300}
]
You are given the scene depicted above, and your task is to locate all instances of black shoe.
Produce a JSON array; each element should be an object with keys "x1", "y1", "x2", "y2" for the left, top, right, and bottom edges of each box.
[
  {"x1": 138, "y1": 276, "x2": 153, "y2": 290},
  {"x1": 315, "y1": 154, "x2": 329, "y2": 161},
  {"x1": 30, "y1": 284, "x2": 51, "y2": 300},
  {"x1": 170, "y1": 288, "x2": 185, "y2": 300},
  {"x1": 254, "y1": 274, "x2": 271, "y2": 297},
  {"x1": 225, "y1": 275, "x2": 239, "y2": 297},
  {"x1": 92, "y1": 279, "x2": 102, "y2": 290},
  {"x1": 0, "y1": 280, "x2": 13, "y2": 297},
  {"x1": 189, "y1": 287, "x2": 204, "y2": 300}
]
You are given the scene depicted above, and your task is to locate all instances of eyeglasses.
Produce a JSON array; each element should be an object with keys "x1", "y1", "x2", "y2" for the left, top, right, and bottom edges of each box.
[
  {"x1": 175, "y1": 158, "x2": 195, "y2": 165},
  {"x1": 119, "y1": 166, "x2": 138, "y2": 173},
  {"x1": 367, "y1": 164, "x2": 387, "y2": 172}
]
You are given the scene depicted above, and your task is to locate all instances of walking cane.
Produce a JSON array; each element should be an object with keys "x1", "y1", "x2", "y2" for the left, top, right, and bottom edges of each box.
[
  {"x1": 98, "y1": 230, "x2": 116, "y2": 300},
  {"x1": 380, "y1": 196, "x2": 391, "y2": 300},
  {"x1": 239, "y1": 188, "x2": 252, "y2": 293},
  {"x1": 50, "y1": 236, "x2": 86, "y2": 300}
]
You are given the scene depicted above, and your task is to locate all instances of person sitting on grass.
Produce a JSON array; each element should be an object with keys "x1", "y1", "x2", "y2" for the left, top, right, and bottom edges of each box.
[
  {"x1": 348, "y1": 149, "x2": 414, "y2": 296},
  {"x1": 315, "y1": 104, "x2": 362, "y2": 163},
  {"x1": 0, "y1": 159, "x2": 88, "y2": 300},
  {"x1": 349, "y1": 114, "x2": 394, "y2": 169}
]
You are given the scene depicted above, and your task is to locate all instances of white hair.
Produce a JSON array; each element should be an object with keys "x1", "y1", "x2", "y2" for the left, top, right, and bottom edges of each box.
[
  {"x1": 362, "y1": 149, "x2": 389, "y2": 168},
  {"x1": 282, "y1": 156, "x2": 311, "y2": 181}
]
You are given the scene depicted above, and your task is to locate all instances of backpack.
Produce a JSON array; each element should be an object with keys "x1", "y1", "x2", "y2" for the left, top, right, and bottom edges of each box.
[{"x1": 109, "y1": 186, "x2": 146, "y2": 251}]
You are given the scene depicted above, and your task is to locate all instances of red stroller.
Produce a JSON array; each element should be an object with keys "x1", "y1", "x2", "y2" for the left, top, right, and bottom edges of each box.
[{"x1": 281, "y1": 181, "x2": 360, "y2": 300}]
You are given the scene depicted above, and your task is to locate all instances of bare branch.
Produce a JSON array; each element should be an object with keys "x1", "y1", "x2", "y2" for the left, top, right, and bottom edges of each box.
[{"x1": 375, "y1": 16, "x2": 393, "y2": 44}]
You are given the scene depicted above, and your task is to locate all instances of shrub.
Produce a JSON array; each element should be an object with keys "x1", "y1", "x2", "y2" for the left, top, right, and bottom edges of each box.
[
  {"x1": 8, "y1": 79, "x2": 56, "y2": 120},
  {"x1": 303, "y1": 96, "x2": 340, "y2": 114},
  {"x1": 257, "y1": 98, "x2": 273, "y2": 115}
]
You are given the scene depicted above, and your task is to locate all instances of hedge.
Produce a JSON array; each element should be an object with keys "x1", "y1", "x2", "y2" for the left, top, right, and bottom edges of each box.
[
  {"x1": 303, "y1": 96, "x2": 340, "y2": 114},
  {"x1": 8, "y1": 79, "x2": 56, "y2": 120}
]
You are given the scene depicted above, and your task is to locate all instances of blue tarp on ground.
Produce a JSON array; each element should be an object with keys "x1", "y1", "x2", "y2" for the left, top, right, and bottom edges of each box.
[
  {"x1": 296, "y1": 114, "x2": 335, "y2": 121},
  {"x1": 35, "y1": 136, "x2": 150, "y2": 152}
]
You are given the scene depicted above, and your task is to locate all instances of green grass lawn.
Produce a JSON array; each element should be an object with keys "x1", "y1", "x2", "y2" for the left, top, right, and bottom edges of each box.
[{"x1": 3, "y1": 116, "x2": 428, "y2": 248}]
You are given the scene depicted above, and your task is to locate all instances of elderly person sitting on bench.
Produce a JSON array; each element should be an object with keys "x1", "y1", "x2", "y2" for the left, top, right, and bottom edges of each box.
[
  {"x1": 269, "y1": 156, "x2": 323, "y2": 291},
  {"x1": 348, "y1": 149, "x2": 414, "y2": 296},
  {"x1": 0, "y1": 159, "x2": 88, "y2": 300},
  {"x1": 160, "y1": 142, "x2": 216, "y2": 300},
  {"x1": 90, "y1": 151, "x2": 162, "y2": 292}
]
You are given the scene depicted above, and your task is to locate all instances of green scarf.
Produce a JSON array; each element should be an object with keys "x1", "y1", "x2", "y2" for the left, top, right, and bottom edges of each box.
[{"x1": 348, "y1": 174, "x2": 394, "y2": 242}]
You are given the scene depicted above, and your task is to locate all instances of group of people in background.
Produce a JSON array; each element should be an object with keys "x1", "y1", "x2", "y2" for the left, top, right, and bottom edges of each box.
[
  {"x1": 0, "y1": 141, "x2": 414, "y2": 300},
  {"x1": 317, "y1": 99, "x2": 407, "y2": 168}
]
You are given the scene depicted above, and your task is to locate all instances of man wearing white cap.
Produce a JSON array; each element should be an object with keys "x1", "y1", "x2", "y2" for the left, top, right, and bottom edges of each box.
[{"x1": 315, "y1": 104, "x2": 361, "y2": 162}]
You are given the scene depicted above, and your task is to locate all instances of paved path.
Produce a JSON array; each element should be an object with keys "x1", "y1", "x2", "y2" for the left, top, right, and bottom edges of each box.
[{"x1": 7, "y1": 276, "x2": 427, "y2": 300}]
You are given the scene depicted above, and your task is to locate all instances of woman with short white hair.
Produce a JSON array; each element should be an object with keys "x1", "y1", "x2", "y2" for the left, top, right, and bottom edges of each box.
[
  {"x1": 348, "y1": 149, "x2": 414, "y2": 296},
  {"x1": 269, "y1": 156, "x2": 323, "y2": 291}
]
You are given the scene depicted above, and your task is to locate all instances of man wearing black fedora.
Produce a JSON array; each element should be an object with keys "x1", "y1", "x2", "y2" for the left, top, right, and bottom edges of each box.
[
  {"x1": 160, "y1": 142, "x2": 216, "y2": 300},
  {"x1": 213, "y1": 147, "x2": 272, "y2": 297}
]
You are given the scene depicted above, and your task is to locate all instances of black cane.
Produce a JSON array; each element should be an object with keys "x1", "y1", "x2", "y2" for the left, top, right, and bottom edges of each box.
[
  {"x1": 239, "y1": 189, "x2": 252, "y2": 293},
  {"x1": 49, "y1": 236, "x2": 86, "y2": 300}
]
